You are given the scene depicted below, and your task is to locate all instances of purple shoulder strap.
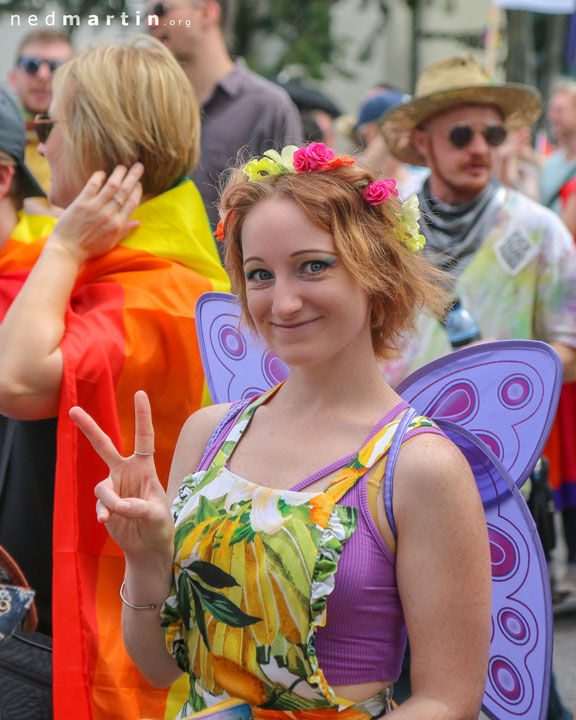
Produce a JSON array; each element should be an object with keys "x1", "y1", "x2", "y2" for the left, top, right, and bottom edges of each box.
[
  {"x1": 383, "y1": 407, "x2": 417, "y2": 538},
  {"x1": 197, "y1": 399, "x2": 251, "y2": 472}
]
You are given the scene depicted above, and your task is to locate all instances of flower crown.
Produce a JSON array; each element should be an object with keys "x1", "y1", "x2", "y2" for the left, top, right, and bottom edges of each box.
[{"x1": 216, "y1": 142, "x2": 426, "y2": 253}]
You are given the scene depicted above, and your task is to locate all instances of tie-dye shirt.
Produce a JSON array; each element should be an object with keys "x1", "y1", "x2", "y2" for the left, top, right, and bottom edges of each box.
[{"x1": 383, "y1": 188, "x2": 576, "y2": 386}]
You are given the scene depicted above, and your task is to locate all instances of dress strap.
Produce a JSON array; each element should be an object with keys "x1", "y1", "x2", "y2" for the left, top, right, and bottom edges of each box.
[
  {"x1": 196, "y1": 398, "x2": 251, "y2": 471},
  {"x1": 383, "y1": 407, "x2": 417, "y2": 539}
]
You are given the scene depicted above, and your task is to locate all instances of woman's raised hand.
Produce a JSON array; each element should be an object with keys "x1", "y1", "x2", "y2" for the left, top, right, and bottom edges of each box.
[
  {"x1": 48, "y1": 163, "x2": 144, "y2": 265},
  {"x1": 69, "y1": 390, "x2": 174, "y2": 559}
]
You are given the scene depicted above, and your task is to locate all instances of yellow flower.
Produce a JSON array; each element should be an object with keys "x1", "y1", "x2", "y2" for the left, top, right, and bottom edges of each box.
[
  {"x1": 242, "y1": 157, "x2": 282, "y2": 181},
  {"x1": 401, "y1": 193, "x2": 421, "y2": 226},
  {"x1": 395, "y1": 193, "x2": 426, "y2": 252},
  {"x1": 404, "y1": 232, "x2": 427, "y2": 252}
]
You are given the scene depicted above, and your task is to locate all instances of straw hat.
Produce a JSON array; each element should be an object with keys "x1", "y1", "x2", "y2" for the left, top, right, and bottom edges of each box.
[{"x1": 380, "y1": 55, "x2": 542, "y2": 166}]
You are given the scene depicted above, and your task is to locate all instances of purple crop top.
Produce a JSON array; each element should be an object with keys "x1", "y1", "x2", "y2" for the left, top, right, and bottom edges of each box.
[{"x1": 198, "y1": 398, "x2": 443, "y2": 688}]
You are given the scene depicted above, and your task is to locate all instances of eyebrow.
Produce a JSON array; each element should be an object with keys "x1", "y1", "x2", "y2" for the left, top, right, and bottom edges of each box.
[{"x1": 243, "y1": 250, "x2": 337, "y2": 264}]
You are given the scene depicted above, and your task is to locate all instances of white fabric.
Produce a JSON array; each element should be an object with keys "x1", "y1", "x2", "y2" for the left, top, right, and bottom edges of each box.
[{"x1": 492, "y1": 0, "x2": 576, "y2": 13}]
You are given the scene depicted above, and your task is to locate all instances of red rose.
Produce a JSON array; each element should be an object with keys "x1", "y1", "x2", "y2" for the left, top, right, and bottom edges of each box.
[
  {"x1": 363, "y1": 179, "x2": 399, "y2": 205},
  {"x1": 293, "y1": 142, "x2": 336, "y2": 172}
]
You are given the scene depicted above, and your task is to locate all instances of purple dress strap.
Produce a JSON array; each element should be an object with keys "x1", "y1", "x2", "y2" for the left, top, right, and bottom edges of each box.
[
  {"x1": 383, "y1": 407, "x2": 417, "y2": 539},
  {"x1": 197, "y1": 399, "x2": 251, "y2": 472}
]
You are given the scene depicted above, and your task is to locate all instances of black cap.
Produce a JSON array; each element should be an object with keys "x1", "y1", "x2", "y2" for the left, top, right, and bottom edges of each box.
[{"x1": 0, "y1": 89, "x2": 46, "y2": 198}]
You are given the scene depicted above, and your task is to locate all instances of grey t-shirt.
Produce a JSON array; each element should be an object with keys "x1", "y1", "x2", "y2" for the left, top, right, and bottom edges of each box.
[{"x1": 191, "y1": 59, "x2": 302, "y2": 235}]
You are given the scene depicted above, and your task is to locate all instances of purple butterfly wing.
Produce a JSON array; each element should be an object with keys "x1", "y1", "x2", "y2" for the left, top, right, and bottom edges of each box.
[
  {"x1": 195, "y1": 292, "x2": 289, "y2": 403},
  {"x1": 397, "y1": 341, "x2": 560, "y2": 720},
  {"x1": 438, "y1": 421, "x2": 552, "y2": 720},
  {"x1": 395, "y1": 340, "x2": 562, "y2": 488}
]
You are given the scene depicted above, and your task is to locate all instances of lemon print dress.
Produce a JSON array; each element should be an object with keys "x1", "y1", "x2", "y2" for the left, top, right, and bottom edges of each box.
[{"x1": 161, "y1": 386, "x2": 438, "y2": 719}]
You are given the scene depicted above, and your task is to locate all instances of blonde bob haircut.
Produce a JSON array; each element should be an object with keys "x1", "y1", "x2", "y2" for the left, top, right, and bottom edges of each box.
[
  {"x1": 52, "y1": 36, "x2": 200, "y2": 196},
  {"x1": 220, "y1": 161, "x2": 450, "y2": 358}
]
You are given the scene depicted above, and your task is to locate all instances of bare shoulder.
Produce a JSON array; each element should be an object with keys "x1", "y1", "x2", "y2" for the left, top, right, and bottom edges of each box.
[
  {"x1": 167, "y1": 402, "x2": 233, "y2": 501},
  {"x1": 392, "y1": 432, "x2": 481, "y2": 526}
]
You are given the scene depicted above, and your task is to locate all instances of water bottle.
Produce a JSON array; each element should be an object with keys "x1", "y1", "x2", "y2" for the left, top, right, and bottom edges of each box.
[{"x1": 444, "y1": 298, "x2": 482, "y2": 349}]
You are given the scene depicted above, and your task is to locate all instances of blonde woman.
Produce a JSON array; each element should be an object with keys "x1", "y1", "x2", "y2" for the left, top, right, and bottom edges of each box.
[{"x1": 0, "y1": 37, "x2": 228, "y2": 720}]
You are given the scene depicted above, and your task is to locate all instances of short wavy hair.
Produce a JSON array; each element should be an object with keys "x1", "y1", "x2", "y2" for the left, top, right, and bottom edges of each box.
[
  {"x1": 52, "y1": 36, "x2": 200, "y2": 196},
  {"x1": 220, "y1": 160, "x2": 450, "y2": 358}
]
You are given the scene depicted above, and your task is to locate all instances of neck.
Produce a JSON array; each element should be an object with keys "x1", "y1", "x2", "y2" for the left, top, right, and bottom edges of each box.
[
  {"x1": 276, "y1": 333, "x2": 397, "y2": 418},
  {"x1": 563, "y1": 133, "x2": 576, "y2": 161},
  {"x1": 0, "y1": 197, "x2": 19, "y2": 251},
  {"x1": 428, "y1": 175, "x2": 486, "y2": 206},
  {"x1": 182, "y1": 34, "x2": 235, "y2": 105}
]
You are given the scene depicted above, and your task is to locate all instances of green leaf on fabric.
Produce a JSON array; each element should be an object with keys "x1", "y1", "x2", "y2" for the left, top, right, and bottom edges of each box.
[
  {"x1": 230, "y1": 522, "x2": 256, "y2": 545},
  {"x1": 196, "y1": 584, "x2": 262, "y2": 627},
  {"x1": 190, "y1": 584, "x2": 211, "y2": 650},
  {"x1": 184, "y1": 560, "x2": 239, "y2": 589},
  {"x1": 177, "y1": 573, "x2": 192, "y2": 631}
]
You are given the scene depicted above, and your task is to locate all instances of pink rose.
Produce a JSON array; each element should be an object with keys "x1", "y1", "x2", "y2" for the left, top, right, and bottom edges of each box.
[
  {"x1": 363, "y1": 179, "x2": 399, "y2": 205},
  {"x1": 293, "y1": 142, "x2": 336, "y2": 172}
]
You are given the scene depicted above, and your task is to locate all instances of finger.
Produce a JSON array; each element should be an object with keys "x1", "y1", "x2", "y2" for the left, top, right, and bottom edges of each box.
[
  {"x1": 69, "y1": 405, "x2": 123, "y2": 467},
  {"x1": 106, "y1": 163, "x2": 143, "y2": 209},
  {"x1": 95, "y1": 498, "x2": 111, "y2": 524},
  {"x1": 118, "y1": 181, "x2": 143, "y2": 221},
  {"x1": 133, "y1": 390, "x2": 155, "y2": 456},
  {"x1": 77, "y1": 171, "x2": 107, "y2": 201}
]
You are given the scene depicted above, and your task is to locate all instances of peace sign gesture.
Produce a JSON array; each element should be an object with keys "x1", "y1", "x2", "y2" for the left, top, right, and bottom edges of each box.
[{"x1": 69, "y1": 391, "x2": 174, "y2": 559}]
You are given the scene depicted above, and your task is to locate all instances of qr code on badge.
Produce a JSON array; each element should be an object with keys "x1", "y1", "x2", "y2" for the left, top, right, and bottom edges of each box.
[{"x1": 494, "y1": 230, "x2": 538, "y2": 276}]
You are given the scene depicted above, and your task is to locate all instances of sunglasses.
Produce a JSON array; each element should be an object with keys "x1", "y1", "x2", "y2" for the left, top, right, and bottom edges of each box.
[
  {"x1": 447, "y1": 124, "x2": 508, "y2": 149},
  {"x1": 34, "y1": 114, "x2": 58, "y2": 143},
  {"x1": 17, "y1": 56, "x2": 63, "y2": 76},
  {"x1": 146, "y1": 1, "x2": 191, "y2": 16}
]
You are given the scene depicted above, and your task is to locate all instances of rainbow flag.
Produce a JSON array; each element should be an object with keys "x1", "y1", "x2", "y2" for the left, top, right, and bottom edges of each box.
[{"x1": 0, "y1": 181, "x2": 229, "y2": 720}]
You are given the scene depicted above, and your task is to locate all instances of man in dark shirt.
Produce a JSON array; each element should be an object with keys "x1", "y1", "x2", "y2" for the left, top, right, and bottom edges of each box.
[{"x1": 147, "y1": 0, "x2": 302, "y2": 243}]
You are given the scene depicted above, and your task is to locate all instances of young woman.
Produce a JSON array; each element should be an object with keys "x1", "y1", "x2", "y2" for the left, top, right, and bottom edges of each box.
[{"x1": 71, "y1": 143, "x2": 492, "y2": 719}]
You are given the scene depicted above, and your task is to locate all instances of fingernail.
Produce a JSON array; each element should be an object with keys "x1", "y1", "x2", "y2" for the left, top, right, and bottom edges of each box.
[
  {"x1": 134, "y1": 162, "x2": 144, "y2": 172},
  {"x1": 117, "y1": 500, "x2": 130, "y2": 512}
]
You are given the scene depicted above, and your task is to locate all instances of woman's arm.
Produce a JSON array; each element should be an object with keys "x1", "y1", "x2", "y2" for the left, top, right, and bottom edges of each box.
[
  {"x1": 390, "y1": 434, "x2": 492, "y2": 719},
  {"x1": 70, "y1": 394, "x2": 230, "y2": 687},
  {"x1": 120, "y1": 401, "x2": 232, "y2": 685},
  {"x1": 0, "y1": 164, "x2": 143, "y2": 420}
]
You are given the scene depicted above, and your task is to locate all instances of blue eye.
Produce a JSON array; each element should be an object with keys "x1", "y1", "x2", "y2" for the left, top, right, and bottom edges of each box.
[
  {"x1": 300, "y1": 258, "x2": 338, "y2": 276},
  {"x1": 245, "y1": 268, "x2": 274, "y2": 283},
  {"x1": 304, "y1": 261, "x2": 326, "y2": 273}
]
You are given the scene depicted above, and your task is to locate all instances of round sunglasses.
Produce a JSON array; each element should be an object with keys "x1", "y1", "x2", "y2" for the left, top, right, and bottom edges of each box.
[
  {"x1": 34, "y1": 114, "x2": 58, "y2": 143},
  {"x1": 447, "y1": 124, "x2": 508, "y2": 149},
  {"x1": 18, "y1": 56, "x2": 63, "y2": 76}
]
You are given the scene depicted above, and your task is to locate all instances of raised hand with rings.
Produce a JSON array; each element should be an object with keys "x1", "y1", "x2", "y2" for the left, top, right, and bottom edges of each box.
[
  {"x1": 46, "y1": 163, "x2": 144, "y2": 266},
  {"x1": 69, "y1": 390, "x2": 174, "y2": 559}
]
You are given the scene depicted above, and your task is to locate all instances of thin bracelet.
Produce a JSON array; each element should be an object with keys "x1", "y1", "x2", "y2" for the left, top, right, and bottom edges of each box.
[{"x1": 120, "y1": 581, "x2": 157, "y2": 610}]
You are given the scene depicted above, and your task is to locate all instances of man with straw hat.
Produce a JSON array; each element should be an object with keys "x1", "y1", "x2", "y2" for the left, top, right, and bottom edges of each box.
[
  {"x1": 380, "y1": 55, "x2": 576, "y2": 720},
  {"x1": 380, "y1": 55, "x2": 576, "y2": 386}
]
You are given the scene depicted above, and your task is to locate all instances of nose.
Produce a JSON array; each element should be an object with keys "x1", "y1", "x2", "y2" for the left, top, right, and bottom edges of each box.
[
  {"x1": 36, "y1": 63, "x2": 52, "y2": 81},
  {"x1": 467, "y1": 129, "x2": 490, "y2": 154},
  {"x1": 271, "y1": 276, "x2": 303, "y2": 319}
]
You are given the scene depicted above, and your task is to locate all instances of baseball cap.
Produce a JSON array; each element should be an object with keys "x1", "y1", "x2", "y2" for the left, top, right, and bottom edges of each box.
[
  {"x1": 355, "y1": 89, "x2": 410, "y2": 130},
  {"x1": 0, "y1": 88, "x2": 46, "y2": 198}
]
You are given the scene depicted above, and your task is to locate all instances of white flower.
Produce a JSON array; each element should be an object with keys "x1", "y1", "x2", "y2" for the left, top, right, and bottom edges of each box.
[
  {"x1": 260, "y1": 657, "x2": 324, "y2": 700},
  {"x1": 263, "y1": 145, "x2": 298, "y2": 173},
  {"x1": 223, "y1": 476, "x2": 310, "y2": 534}
]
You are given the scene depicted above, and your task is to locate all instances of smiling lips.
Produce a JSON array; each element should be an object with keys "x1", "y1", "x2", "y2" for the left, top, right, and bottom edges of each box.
[{"x1": 271, "y1": 318, "x2": 321, "y2": 330}]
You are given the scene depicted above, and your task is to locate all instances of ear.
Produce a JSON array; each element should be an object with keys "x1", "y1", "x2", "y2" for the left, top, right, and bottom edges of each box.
[
  {"x1": 202, "y1": 0, "x2": 222, "y2": 26},
  {"x1": 0, "y1": 164, "x2": 16, "y2": 199},
  {"x1": 412, "y1": 127, "x2": 429, "y2": 162}
]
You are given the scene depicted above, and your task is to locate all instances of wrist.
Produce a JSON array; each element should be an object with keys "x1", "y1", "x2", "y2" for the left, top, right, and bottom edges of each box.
[{"x1": 44, "y1": 233, "x2": 89, "y2": 267}]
